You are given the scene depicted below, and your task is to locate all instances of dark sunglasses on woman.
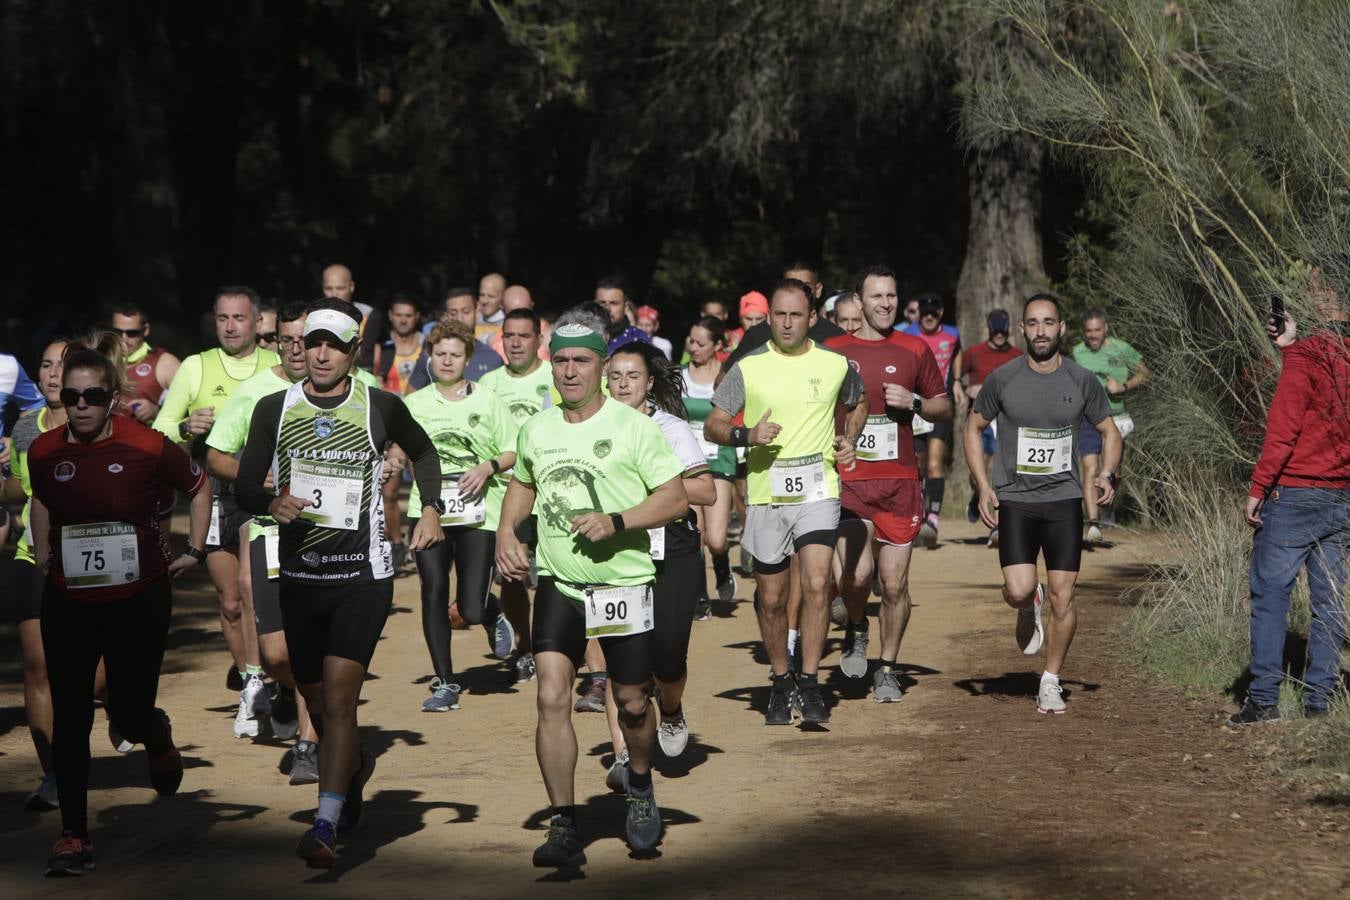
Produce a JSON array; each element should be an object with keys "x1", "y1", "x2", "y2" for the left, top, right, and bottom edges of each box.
[{"x1": 60, "y1": 387, "x2": 114, "y2": 408}]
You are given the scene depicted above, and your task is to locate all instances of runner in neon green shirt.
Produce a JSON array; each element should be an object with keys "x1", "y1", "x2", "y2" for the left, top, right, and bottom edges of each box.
[
  {"x1": 705, "y1": 278, "x2": 866, "y2": 725},
  {"x1": 405, "y1": 319, "x2": 521, "y2": 712},
  {"x1": 496, "y1": 312, "x2": 687, "y2": 864}
]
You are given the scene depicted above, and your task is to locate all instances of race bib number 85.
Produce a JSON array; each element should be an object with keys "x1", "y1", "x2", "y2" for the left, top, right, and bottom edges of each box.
[
  {"x1": 769, "y1": 453, "x2": 828, "y2": 504},
  {"x1": 1016, "y1": 426, "x2": 1073, "y2": 475}
]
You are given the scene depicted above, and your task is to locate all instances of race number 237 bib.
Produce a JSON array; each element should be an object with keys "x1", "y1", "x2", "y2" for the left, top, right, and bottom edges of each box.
[
  {"x1": 1016, "y1": 426, "x2": 1073, "y2": 475},
  {"x1": 769, "y1": 453, "x2": 828, "y2": 504},
  {"x1": 61, "y1": 522, "x2": 139, "y2": 588},
  {"x1": 439, "y1": 476, "x2": 487, "y2": 527},
  {"x1": 290, "y1": 459, "x2": 363, "y2": 530},
  {"x1": 857, "y1": 415, "x2": 899, "y2": 461},
  {"x1": 584, "y1": 584, "x2": 654, "y2": 638}
]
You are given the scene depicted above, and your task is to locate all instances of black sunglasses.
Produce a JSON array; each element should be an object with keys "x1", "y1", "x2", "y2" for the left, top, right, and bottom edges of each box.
[
  {"x1": 60, "y1": 386, "x2": 114, "y2": 408},
  {"x1": 258, "y1": 332, "x2": 278, "y2": 344},
  {"x1": 113, "y1": 328, "x2": 145, "y2": 338}
]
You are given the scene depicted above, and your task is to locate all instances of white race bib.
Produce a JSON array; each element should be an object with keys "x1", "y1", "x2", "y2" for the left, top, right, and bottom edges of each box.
[
  {"x1": 912, "y1": 413, "x2": 935, "y2": 436},
  {"x1": 769, "y1": 453, "x2": 828, "y2": 504},
  {"x1": 290, "y1": 459, "x2": 363, "y2": 530},
  {"x1": 648, "y1": 527, "x2": 666, "y2": 561},
  {"x1": 263, "y1": 525, "x2": 280, "y2": 580},
  {"x1": 694, "y1": 422, "x2": 719, "y2": 460},
  {"x1": 205, "y1": 497, "x2": 221, "y2": 546},
  {"x1": 439, "y1": 476, "x2": 486, "y2": 527},
  {"x1": 61, "y1": 522, "x2": 139, "y2": 589},
  {"x1": 584, "y1": 584, "x2": 654, "y2": 638},
  {"x1": 857, "y1": 415, "x2": 899, "y2": 461},
  {"x1": 1113, "y1": 412, "x2": 1135, "y2": 440},
  {"x1": 1016, "y1": 426, "x2": 1073, "y2": 475}
]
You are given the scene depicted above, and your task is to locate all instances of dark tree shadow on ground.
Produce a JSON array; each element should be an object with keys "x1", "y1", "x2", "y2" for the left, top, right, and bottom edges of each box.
[
  {"x1": 521, "y1": 794, "x2": 701, "y2": 879},
  {"x1": 953, "y1": 671, "x2": 1100, "y2": 701}
]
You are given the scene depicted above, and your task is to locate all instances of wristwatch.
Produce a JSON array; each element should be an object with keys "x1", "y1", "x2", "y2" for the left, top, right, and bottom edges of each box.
[
  {"x1": 910, "y1": 395, "x2": 923, "y2": 414},
  {"x1": 185, "y1": 546, "x2": 207, "y2": 563},
  {"x1": 1106, "y1": 472, "x2": 1118, "y2": 487},
  {"x1": 178, "y1": 420, "x2": 192, "y2": 440},
  {"x1": 424, "y1": 498, "x2": 447, "y2": 516}
]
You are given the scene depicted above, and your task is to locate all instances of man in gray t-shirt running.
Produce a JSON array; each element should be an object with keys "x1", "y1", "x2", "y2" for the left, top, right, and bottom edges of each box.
[{"x1": 963, "y1": 294, "x2": 1121, "y2": 715}]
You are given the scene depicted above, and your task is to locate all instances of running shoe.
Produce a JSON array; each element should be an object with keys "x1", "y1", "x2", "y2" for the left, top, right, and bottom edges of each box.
[
  {"x1": 1086, "y1": 521, "x2": 1103, "y2": 544},
  {"x1": 797, "y1": 680, "x2": 830, "y2": 724},
  {"x1": 289, "y1": 741, "x2": 320, "y2": 786},
  {"x1": 987, "y1": 528, "x2": 1000, "y2": 549},
  {"x1": 514, "y1": 652, "x2": 537, "y2": 683},
  {"x1": 422, "y1": 678, "x2": 463, "y2": 712},
  {"x1": 226, "y1": 664, "x2": 244, "y2": 692},
  {"x1": 270, "y1": 685, "x2": 299, "y2": 741},
  {"x1": 716, "y1": 573, "x2": 737, "y2": 603},
  {"x1": 727, "y1": 511, "x2": 743, "y2": 539},
  {"x1": 26, "y1": 770, "x2": 58, "y2": 811},
  {"x1": 232, "y1": 694, "x2": 259, "y2": 739},
  {"x1": 829, "y1": 595, "x2": 848, "y2": 628},
  {"x1": 658, "y1": 707, "x2": 690, "y2": 757},
  {"x1": 296, "y1": 818, "x2": 337, "y2": 869},
  {"x1": 919, "y1": 514, "x2": 939, "y2": 550},
  {"x1": 605, "y1": 749, "x2": 629, "y2": 794},
  {"x1": 735, "y1": 545, "x2": 754, "y2": 577},
  {"x1": 575, "y1": 676, "x2": 608, "y2": 713},
  {"x1": 107, "y1": 721, "x2": 134, "y2": 754},
  {"x1": 45, "y1": 831, "x2": 93, "y2": 877},
  {"x1": 789, "y1": 634, "x2": 803, "y2": 676},
  {"x1": 242, "y1": 672, "x2": 272, "y2": 718},
  {"x1": 1037, "y1": 680, "x2": 1066, "y2": 714},
  {"x1": 693, "y1": 597, "x2": 713, "y2": 621},
  {"x1": 533, "y1": 816, "x2": 585, "y2": 868},
  {"x1": 338, "y1": 748, "x2": 376, "y2": 832},
  {"x1": 765, "y1": 677, "x2": 794, "y2": 725},
  {"x1": 965, "y1": 494, "x2": 980, "y2": 524},
  {"x1": 1016, "y1": 584, "x2": 1045, "y2": 656},
  {"x1": 487, "y1": 612, "x2": 515, "y2": 660},
  {"x1": 625, "y1": 783, "x2": 662, "y2": 852},
  {"x1": 872, "y1": 668, "x2": 903, "y2": 703},
  {"x1": 147, "y1": 709, "x2": 183, "y2": 796},
  {"x1": 1227, "y1": 700, "x2": 1280, "y2": 726},
  {"x1": 839, "y1": 619, "x2": 870, "y2": 679}
]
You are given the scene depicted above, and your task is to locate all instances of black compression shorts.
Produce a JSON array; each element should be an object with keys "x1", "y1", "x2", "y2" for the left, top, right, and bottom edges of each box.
[
  {"x1": 248, "y1": 532, "x2": 284, "y2": 635},
  {"x1": 9, "y1": 557, "x2": 42, "y2": 623},
  {"x1": 280, "y1": 578, "x2": 394, "y2": 685},
  {"x1": 997, "y1": 499, "x2": 1083, "y2": 572},
  {"x1": 531, "y1": 577, "x2": 652, "y2": 685},
  {"x1": 652, "y1": 524, "x2": 701, "y2": 684}
]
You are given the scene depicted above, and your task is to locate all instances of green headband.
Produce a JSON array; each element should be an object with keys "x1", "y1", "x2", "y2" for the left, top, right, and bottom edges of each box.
[{"x1": 549, "y1": 323, "x2": 608, "y2": 358}]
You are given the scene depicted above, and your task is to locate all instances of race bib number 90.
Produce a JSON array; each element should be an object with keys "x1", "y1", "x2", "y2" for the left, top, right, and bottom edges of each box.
[
  {"x1": 290, "y1": 459, "x2": 363, "y2": 530},
  {"x1": 61, "y1": 522, "x2": 139, "y2": 589},
  {"x1": 584, "y1": 584, "x2": 654, "y2": 638},
  {"x1": 1016, "y1": 426, "x2": 1073, "y2": 475},
  {"x1": 769, "y1": 453, "x2": 828, "y2": 504}
]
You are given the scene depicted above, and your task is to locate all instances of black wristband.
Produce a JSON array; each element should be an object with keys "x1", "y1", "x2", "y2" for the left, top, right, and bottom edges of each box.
[
  {"x1": 178, "y1": 420, "x2": 192, "y2": 440},
  {"x1": 731, "y1": 426, "x2": 749, "y2": 447},
  {"x1": 185, "y1": 546, "x2": 207, "y2": 563},
  {"x1": 610, "y1": 513, "x2": 626, "y2": 533},
  {"x1": 489, "y1": 458, "x2": 501, "y2": 473}
]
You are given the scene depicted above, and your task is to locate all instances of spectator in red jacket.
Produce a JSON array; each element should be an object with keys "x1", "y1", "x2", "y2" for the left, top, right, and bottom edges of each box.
[{"x1": 1230, "y1": 273, "x2": 1349, "y2": 725}]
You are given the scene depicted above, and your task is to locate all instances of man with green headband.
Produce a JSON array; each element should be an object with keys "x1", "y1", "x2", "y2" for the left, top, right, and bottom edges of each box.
[{"x1": 496, "y1": 308, "x2": 687, "y2": 866}]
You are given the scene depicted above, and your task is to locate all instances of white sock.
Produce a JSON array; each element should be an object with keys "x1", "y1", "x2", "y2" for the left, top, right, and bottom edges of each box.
[
  {"x1": 317, "y1": 791, "x2": 346, "y2": 825},
  {"x1": 1041, "y1": 670, "x2": 1060, "y2": 686},
  {"x1": 787, "y1": 629, "x2": 798, "y2": 657}
]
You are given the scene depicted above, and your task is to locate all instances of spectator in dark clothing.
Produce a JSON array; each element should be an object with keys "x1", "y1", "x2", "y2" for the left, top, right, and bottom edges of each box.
[{"x1": 407, "y1": 289, "x2": 503, "y2": 390}]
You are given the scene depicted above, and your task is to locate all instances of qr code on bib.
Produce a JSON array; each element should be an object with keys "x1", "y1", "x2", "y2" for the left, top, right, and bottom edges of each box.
[
  {"x1": 346, "y1": 491, "x2": 360, "y2": 508},
  {"x1": 122, "y1": 547, "x2": 136, "y2": 562}
]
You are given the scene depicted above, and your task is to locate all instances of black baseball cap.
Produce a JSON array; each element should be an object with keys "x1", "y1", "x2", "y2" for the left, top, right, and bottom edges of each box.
[
  {"x1": 917, "y1": 293, "x2": 943, "y2": 314},
  {"x1": 987, "y1": 309, "x2": 1011, "y2": 334}
]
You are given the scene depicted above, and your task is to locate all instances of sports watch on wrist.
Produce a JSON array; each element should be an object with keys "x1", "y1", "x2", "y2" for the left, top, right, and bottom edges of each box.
[
  {"x1": 185, "y1": 546, "x2": 207, "y2": 563},
  {"x1": 424, "y1": 498, "x2": 447, "y2": 516},
  {"x1": 910, "y1": 395, "x2": 922, "y2": 414}
]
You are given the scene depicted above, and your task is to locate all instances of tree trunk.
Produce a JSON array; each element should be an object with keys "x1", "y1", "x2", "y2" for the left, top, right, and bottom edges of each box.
[{"x1": 954, "y1": 133, "x2": 1047, "y2": 344}]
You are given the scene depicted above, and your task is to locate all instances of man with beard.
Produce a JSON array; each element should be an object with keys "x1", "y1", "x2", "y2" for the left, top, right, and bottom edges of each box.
[{"x1": 963, "y1": 294, "x2": 1120, "y2": 716}]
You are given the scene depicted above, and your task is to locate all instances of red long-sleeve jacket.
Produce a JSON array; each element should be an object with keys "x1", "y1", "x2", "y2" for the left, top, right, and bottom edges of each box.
[{"x1": 1248, "y1": 330, "x2": 1350, "y2": 499}]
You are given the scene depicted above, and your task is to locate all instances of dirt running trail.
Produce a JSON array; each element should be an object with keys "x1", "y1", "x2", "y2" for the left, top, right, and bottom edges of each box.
[{"x1": 2, "y1": 521, "x2": 1347, "y2": 897}]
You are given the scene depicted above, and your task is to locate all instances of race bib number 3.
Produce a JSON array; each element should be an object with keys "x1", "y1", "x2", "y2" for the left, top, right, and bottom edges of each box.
[
  {"x1": 290, "y1": 459, "x2": 363, "y2": 530},
  {"x1": 857, "y1": 415, "x2": 899, "y2": 461},
  {"x1": 584, "y1": 584, "x2": 654, "y2": 638},
  {"x1": 439, "y1": 476, "x2": 486, "y2": 527},
  {"x1": 61, "y1": 522, "x2": 139, "y2": 589},
  {"x1": 769, "y1": 453, "x2": 828, "y2": 504},
  {"x1": 1016, "y1": 426, "x2": 1073, "y2": 475}
]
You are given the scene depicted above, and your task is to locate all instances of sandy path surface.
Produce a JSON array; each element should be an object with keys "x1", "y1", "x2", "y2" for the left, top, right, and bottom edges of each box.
[{"x1": 2, "y1": 521, "x2": 1347, "y2": 897}]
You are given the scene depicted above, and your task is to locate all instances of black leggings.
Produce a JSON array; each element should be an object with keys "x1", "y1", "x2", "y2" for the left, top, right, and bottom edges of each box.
[
  {"x1": 653, "y1": 545, "x2": 701, "y2": 684},
  {"x1": 413, "y1": 524, "x2": 497, "y2": 681},
  {"x1": 532, "y1": 577, "x2": 652, "y2": 685},
  {"x1": 997, "y1": 499, "x2": 1084, "y2": 572},
  {"x1": 42, "y1": 577, "x2": 173, "y2": 837}
]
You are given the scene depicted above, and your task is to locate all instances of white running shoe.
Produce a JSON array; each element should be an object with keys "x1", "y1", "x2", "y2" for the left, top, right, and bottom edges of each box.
[
  {"x1": 1086, "y1": 523, "x2": 1103, "y2": 544},
  {"x1": 1015, "y1": 584, "x2": 1045, "y2": 656},
  {"x1": 657, "y1": 708, "x2": 690, "y2": 758},
  {"x1": 242, "y1": 673, "x2": 272, "y2": 717},
  {"x1": 108, "y1": 722, "x2": 134, "y2": 754},
  {"x1": 233, "y1": 696, "x2": 259, "y2": 738},
  {"x1": 1037, "y1": 680, "x2": 1066, "y2": 714},
  {"x1": 829, "y1": 596, "x2": 848, "y2": 628},
  {"x1": 605, "y1": 749, "x2": 629, "y2": 793}
]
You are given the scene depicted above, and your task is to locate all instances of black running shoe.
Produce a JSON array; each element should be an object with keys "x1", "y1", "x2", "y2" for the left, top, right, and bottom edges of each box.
[
  {"x1": 45, "y1": 832, "x2": 93, "y2": 877},
  {"x1": 533, "y1": 817, "x2": 586, "y2": 868},
  {"x1": 337, "y1": 748, "x2": 376, "y2": 832},
  {"x1": 693, "y1": 597, "x2": 712, "y2": 621},
  {"x1": 1227, "y1": 700, "x2": 1280, "y2": 726},
  {"x1": 765, "y1": 679, "x2": 794, "y2": 726},
  {"x1": 147, "y1": 709, "x2": 183, "y2": 796},
  {"x1": 226, "y1": 665, "x2": 244, "y2": 692},
  {"x1": 797, "y1": 681, "x2": 830, "y2": 724}
]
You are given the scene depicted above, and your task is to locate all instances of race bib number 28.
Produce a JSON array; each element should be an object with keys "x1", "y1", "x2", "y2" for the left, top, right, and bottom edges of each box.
[{"x1": 1016, "y1": 426, "x2": 1073, "y2": 475}]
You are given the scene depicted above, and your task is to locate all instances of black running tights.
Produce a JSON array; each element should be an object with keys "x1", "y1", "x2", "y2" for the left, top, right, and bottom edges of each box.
[{"x1": 413, "y1": 524, "x2": 497, "y2": 681}]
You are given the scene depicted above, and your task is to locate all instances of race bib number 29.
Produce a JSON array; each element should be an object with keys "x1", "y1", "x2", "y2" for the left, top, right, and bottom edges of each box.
[{"x1": 1016, "y1": 426, "x2": 1073, "y2": 475}]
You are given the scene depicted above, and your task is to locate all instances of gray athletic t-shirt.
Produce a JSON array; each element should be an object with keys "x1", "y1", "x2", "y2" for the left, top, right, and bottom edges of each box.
[{"x1": 974, "y1": 357, "x2": 1112, "y2": 503}]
